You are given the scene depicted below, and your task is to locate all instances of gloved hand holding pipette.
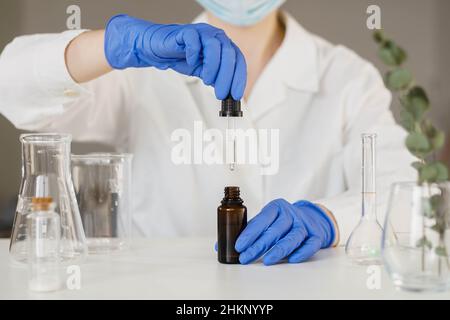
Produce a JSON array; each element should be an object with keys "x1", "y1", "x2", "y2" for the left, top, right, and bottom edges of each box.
[
  {"x1": 105, "y1": 14, "x2": 247, "y2": 100},
  {"x1": 235, "y1": 199, "x2": 337, "y2": 265}
]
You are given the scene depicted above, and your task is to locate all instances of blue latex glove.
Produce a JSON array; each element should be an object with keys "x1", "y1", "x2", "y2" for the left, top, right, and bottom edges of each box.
[
  {"x1": 235, "y1": 199, "x2": 335, "y2": 265},
  {"x1": 104, "y1": 14, "x2": 247, "y2": 100}
]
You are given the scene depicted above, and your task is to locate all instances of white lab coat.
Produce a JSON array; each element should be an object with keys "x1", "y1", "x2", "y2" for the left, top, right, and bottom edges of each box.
[{"x1": 0, "y1": 13, "x2": 415, "y2": 242}]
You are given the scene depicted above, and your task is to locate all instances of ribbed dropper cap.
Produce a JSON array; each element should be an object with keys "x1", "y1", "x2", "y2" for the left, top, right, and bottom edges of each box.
[{"x1": 220, "y1": 94, "x2": 243, "y2": 117}]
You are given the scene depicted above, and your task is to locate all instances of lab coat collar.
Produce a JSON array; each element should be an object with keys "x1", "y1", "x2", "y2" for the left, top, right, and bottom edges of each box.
[
  {"x1": 187, "y1": 11, "x2": 320, "y2": 93},
  {"x1": 270, "y1": 12, "x2": 319, "y2": 92}
]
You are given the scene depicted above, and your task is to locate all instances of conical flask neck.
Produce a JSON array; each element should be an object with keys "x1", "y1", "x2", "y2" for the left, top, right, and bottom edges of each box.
[{"x1": 21, "y1": 135, "x2": 71, "y2": 178}]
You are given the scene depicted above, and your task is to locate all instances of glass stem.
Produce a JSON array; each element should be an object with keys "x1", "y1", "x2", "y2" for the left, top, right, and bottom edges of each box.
[
  {"x1": 227, "y1": 117, "x2": 236, "y2": 171},
  {"x1": 361, "y1": 134, "x2": 377, "y2": 221}
]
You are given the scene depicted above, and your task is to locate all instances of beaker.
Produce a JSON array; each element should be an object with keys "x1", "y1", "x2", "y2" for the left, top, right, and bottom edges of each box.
[
  {"x1": 345, "y1": 133, "x2": 383, "y2": 265},
  {"x1": 9, "y1": 133, "x2": 87, "y2": 264},
  {"x1": 382, "y1": 182, "x2": 450, "y2": 292},
  {"x1": 71, "y1": 153, "x2": 132, "y2": 253}
]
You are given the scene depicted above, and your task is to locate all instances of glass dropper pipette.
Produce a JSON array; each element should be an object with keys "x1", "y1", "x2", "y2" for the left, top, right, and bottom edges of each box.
[
  {"x1": 220, "y1": 95, "x2": 242, "y2": 172},
  {"x1": 227, "y1": 116, "x2": 237, "y2": 171}
]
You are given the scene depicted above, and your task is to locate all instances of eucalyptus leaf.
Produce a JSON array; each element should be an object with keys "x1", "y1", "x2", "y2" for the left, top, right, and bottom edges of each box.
[
  {"x1": 420, "y1": 164, "x2": 438, "y2": 183},
  {"x1": 378, "y1": 40, "x2": 407, "y2": 66},
  {"x1": 406, "y1": 132, "x2": 430, "y2": 156},
  {"x1": 431, "y1": 131, "x2": 445, "y2": 150},
  {"x1": 420, "y1": 162, "x2": 449, "y2": 183},
  {"x1": 399, "y1": 109, "x2": 415, "y2": 132},
  {"x1": 416, "y1": 236, "x2": 432, "y2": 249},
  {"x1": 431, "y1": 224, "x2": 446, "y2": 234},
  {"x1": 385, "y1": 68, "x2": 413, "y2": 91},
  {"x1": 434, "y1": 162, "x2": 449, "y2": 182},
  {"x1": 422, "y1": 120, "x2": 436, "y2": 135},
  {"x1": 373, "y1": 31, "x2": 385, "y2": 44},
  {"x1": 422, "y1": 121, "x2": 443, "y2": 151},
  {"x1": 403, "y1": 86, "x2": 429, "y2": 121},
  {"x1": 435, "y1": 246, "x2": 448, "y2": 257},
  {"x1": 422, "y1": 120, "x2": 445, "y2": 150},
  {"x1": 379, "y1": 47, "x2": 398, "y2": 66},
  {"x1": 430, "y1": 194, "x2": 442, "y2": 209},
  {"x1": 408, "y1": 86, "x2": 429, "y2": 106},
  {"x1": 422, "y1": 198, "x2": 434, "y2": 218}
]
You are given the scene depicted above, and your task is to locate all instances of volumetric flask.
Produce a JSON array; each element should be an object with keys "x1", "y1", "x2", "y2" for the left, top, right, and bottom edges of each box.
[
  {"x1": 10, "y1": 133, "x2": 87, "y2": 264},
  {"x1": 71, "y1": 153, "x2": 132, "y2": 253},
  {"x1": 345, "y1": 133, "x2": 383, "y2": 265}
]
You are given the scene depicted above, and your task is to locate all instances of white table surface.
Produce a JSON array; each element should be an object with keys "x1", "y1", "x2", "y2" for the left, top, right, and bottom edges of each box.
[{"x1": 0, "y1": 238, "x2": 449, "y2": 300}]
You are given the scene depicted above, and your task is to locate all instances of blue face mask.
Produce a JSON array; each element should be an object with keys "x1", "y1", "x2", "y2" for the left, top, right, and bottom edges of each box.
[{"x1": 196, "y1": 0, "x2": 286, "y2": 26}]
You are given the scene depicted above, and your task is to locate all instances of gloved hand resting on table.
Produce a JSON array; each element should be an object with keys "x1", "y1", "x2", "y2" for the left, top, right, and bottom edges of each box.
[
  {"x1": 236, "y1": 199, "x2": 337, "y2": 265},
  {"x1": 104, "y1": 14, "x2": 247, "y2": 100}
]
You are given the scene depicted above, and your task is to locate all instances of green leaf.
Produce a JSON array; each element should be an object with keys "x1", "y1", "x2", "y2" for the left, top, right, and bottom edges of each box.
[
  {"x1": 430, "y1": 194, "x2": 442, "y2": 209},
  {"x1": 373, "y1": 31, "x2": 385, "y2": 44},
  {"x1": 386, "y1": 68, "x2": 413, "y2": 91},
  {"x1": 416, "y1": 236, "x2": 432, "y2": 249},
  {"x1": 431, "y1": 224, "x2": 446, "y2": 234},
  {"x1": 422, "y1": 198, "x2": 435, "y2": 218},
  {"x1": 406, "y1": 132, "x2": 430, "y2": 156},
  {"x1": 435, "y1": 246, "x2": 448, "y2": 257},
  {"x1": 420, "y1": 164, "x2": 438, "y2": 183},
  {"x1": 431, "y1": 131, "x2": 445, "y2": 150},
  {"x1": 399, "y1": 109, "x2": 415, "y2": 132},
  {"x1": 421, "y1": 121, "x2": 445, "y2": 151},
  {"x1": 408, "y1": 86, "x2": 429, "y2": 108},
  {"x1": 420, "y1": 162, "x2": 449, "y2": 183},
  {"x1": 402, "y1": 87, "x2": 429, "y2": 121},
  {"x1": 434, "y1": 162, "x2": 449, "y2": 182},
  {"x1": 378, "y1": 40, "x2": 407, "y2": 66},
  {"x1": 379, "y1": 47, "x2": 398, "y2": 66}
]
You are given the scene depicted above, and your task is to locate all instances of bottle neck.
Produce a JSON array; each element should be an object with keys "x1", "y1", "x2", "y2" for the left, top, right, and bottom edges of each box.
[
  {"x1": 221, "y1": 197, "x2": 243, "y2": 205},
  {"x1": 222, "y1": 187, "x2": 243, "y2": 205}
]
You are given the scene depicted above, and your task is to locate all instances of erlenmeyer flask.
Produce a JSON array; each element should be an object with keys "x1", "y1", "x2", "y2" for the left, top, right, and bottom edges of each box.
[
  {"x1": 10, "y1": 133, "x2": 87, "y2": 264},
  {"x1": 345, "y1": 133, "x2": 383, "y2": 265}
]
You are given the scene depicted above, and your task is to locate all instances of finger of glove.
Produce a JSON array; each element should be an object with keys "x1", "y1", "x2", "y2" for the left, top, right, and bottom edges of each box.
[
  {"x1": 213, "y1": 34, "x2": 237, "y2": 100},
  {"x1": 238, "y1": 213, "x2": 292, "y2": 265},
  {"x1": 230, "y1": 43, "x2": 247, "y2": 100},
  {"x1": 214, "y1": 242, "x2": 218, "y2": 252},
  {"x1": 288, "y1": 236, "x2": 322, "y2": 264},
  {"x1": 235, "y1": 202, "x2": 281, "y2": 253},
  {"x1": 171, "y1": 60, "x2": 203, "y2": 77},
  {"x1": 199, "y1": 35, "x2": 221, "y2": 86},
  {"x1": 150, "y1": 26, "x2": 186, "y2": 60},
  {"x1": 177, "y1": 27, "x2": 202, "y2": 66},
  {"x1": 262, "y1": 226, "x2": 308, "y2": 266}
]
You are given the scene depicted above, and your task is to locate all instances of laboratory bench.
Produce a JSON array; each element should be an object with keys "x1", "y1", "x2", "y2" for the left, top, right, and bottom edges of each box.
[{"x1": 0, "y1": 238, "x2": 449, "y2": 300}]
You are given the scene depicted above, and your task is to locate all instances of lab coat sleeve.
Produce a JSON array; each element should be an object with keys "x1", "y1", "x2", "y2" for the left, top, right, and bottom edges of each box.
[
  {"x1": 0, "y1": 30, "x2": 132, "y2": 148},
  {"x1": 316, "y1": 63, "x2": 417, "y2": 245}
]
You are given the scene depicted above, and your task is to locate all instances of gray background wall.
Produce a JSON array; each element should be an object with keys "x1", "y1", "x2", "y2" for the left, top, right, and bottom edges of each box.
[{"x1": 1, "y1": 0, "x2": 449, "y2": 236}]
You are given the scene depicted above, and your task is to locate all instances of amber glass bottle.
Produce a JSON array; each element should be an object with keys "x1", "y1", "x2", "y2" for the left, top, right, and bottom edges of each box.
[{"x1": 217, "y1": 186, "x2": 247, "y2": 264}]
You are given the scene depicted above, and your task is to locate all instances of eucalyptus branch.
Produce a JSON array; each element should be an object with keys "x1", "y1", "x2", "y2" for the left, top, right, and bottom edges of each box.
[{"x1": 373, "y1": 31, "x2": 450, "y2": 272}]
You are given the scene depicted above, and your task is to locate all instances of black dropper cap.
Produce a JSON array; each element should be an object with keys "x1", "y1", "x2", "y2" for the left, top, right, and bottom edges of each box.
[{"x1": 219, "y1": 94, "x2": 243, "y2": 117}]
